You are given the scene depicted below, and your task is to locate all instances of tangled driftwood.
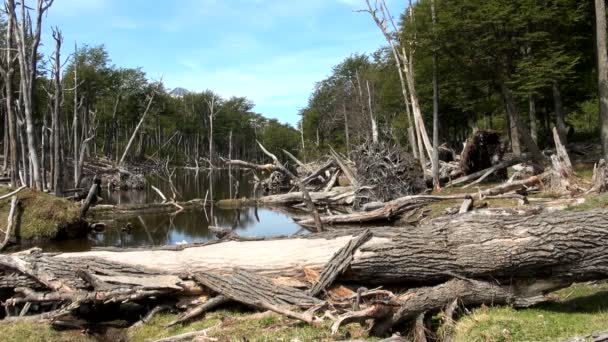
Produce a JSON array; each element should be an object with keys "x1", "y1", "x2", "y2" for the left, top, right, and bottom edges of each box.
[{"x1": 352, "y1": 142, "x2": 425, "y2": 209}]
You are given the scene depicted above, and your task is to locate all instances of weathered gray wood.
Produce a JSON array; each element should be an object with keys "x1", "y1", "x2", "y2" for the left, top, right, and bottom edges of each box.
[
  {"x1": 167, "y1": 295, "x2": 230, "y2": 327},
  {"x1": 309, "y1": 230, "x2": 372, "y2": 297},
  {"x1": 298, "y1": 199, "x2": 428, "y2": 227},
  {"x1": 375, "y1": 277, "x2": 570, "y2": 335},
  {"x1": 80, "y1": 178, "x2": 100, "y2": 218},
  {"x1": 458, "y1": 196, "x2": 473, "y2": 214},
  {"x1": 193, "y1": 268, "x2": 323, "y2": 309},
  {"x1": 24, "y1": 208, "x2": 608, "y2": 288},
  {"x1": 0, "y1": 196, "x2": 19, "y2": 251}
]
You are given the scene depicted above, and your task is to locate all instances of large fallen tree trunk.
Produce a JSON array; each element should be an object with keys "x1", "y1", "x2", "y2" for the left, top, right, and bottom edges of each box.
[{"x1": 30, "y1": 208, "x2": 608, "y2": 286}]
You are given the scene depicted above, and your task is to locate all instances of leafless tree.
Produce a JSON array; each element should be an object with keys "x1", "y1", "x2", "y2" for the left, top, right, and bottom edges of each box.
[
  {"x1": 0, "y1": 3, "x2": 18, "y2": 187},
  {"x1": 6, "y1": 0, "x2": 54, "y2": 190},
  {"x1": 361, "y1": 0, "x2": 433, "y2": 171},
  {"x1": 49, "y1": 28, "x2": 64, "y2": 195},
  {"x1": 595, "y1": 0, "x2": 608, "y2": 160},
  {"x1": 431, "y1": 0, "x2": 440, "y2": 190},
  {"x1": 119, "y1": 81, "x2": 161, "y2": 166}
]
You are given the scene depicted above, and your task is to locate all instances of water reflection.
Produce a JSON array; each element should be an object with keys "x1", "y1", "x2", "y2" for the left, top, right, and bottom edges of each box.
[{"x1": 45, "y1": 169, "x2": 303, "y2": 252}]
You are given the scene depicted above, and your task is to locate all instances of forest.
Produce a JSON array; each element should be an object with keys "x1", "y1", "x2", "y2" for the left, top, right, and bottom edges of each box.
[{"x1": 0, "y1": 0, "x2": 608, "y2": 341}]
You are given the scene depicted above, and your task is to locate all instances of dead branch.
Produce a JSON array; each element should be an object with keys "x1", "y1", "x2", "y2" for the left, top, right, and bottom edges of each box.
[
  {"x1": 0, "y1": 196, "x2": 19, "y2": 251},
  {"x1": 309, "y1": 230, "x2": 372, "y2": 297}
]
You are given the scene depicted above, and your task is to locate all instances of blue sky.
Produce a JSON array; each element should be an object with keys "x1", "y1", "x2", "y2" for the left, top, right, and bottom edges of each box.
[{"x1": 42, "y1": 0, "x2": 403, "y2": 126}]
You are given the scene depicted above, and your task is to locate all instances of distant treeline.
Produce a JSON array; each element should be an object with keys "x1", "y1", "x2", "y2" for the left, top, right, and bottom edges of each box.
[{"x1": 299, "y1": 0, "x2": 603, "y2": 159}]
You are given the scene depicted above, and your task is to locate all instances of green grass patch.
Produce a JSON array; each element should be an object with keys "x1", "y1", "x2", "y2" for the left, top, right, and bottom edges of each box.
[
  {"x1": 128, "y1": 309, "x2": 374, "y2": 342},
  {"x1": 0, "y1": 187, "x2": 81, "y2": 240},
  {"x1": 566, "y1": 193, "x2": 608, "y2": 211},
  {"x1": 0, "y1": 321, "x2": 93, "y2": 342},
  {"x1": 454, "y1": 282, "x2": 608, "y2": 342}
]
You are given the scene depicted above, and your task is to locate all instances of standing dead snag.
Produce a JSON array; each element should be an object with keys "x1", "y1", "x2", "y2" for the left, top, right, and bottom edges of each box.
[
  {"x1": 119, "y1": 80, "x2": 162, "y2": 166},
  {"x1": 50, "y1": 28, "x2": 64, "y2": 196},
  {"x1": 6, "y1": 0, "x2": 54, "y2": 190},
  {"x1": 0, "y1": 7, "x2": 19, "y2": 187},
  {"x1": 588, "y1": 159, "x2": 608, "y2": 194}
]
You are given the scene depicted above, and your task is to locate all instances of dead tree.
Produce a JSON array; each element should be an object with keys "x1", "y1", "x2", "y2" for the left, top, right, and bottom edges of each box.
[
  {"x1": 0, "y1": 6, "x2": 18, "y2": 187},
  {"x1": 50, "y1": 28, "x2": 64, "y2": 196},
  {"x1": 596, "y1": 0, "x2": 608, "y2": 160},
  {"x1": 119, "y1": 81, "x2": 161, "y2": 166},
  {"x1": 431, "y1": 0, "x2": 440, "y2": 190},
  {"x1": 361, "y1": 0, "x2": 434, "y2": 173},
  {"x1": 72, "y1": 42, "x2": 82, "y2": 188},
  {"x1": 7, "y1": 0, "x2": 54, "y2": 190}
]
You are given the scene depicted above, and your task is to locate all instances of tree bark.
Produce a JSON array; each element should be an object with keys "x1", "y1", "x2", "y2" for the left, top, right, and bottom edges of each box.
[
  {"x1": 500, "y1": 83, "x2": 546, "y2": 165},
  {"x1": 595, "y1": 0, "x2": 608, "y2": 160},
  {"x1": 431, "y1": 0, "x2": 440, "y2": 190},
  {"x1": 7, "y1": 0, "x2": 52, "y2": 190},
  {"x1": 529, "y1": 94, "x2": 538, "y2": 143},
  {"x1": 366, "y1": 81, "x2": 379, "y2": 144},
  {"x1": 51, "y1": 209, "x2": 608, "y2": 286},
  {"x1": 0, "y1": 12, "x2": 19, "y2": 187},
  {"x1": 553, "y1": 80, "x2": 568, "y2": 145},
  {"x1": 51, "y1": 29, "x2": 63, "y2": 196}
]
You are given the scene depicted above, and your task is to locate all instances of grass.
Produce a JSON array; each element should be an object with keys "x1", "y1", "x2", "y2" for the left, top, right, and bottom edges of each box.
[
  {"x1": 128, "y1": 309, "x2": 373, "y2": 342},
  {"x1": 0, "y1": 187, "x2": 81, "y2": 240},
  {"x1": 0, "y1": 321, "x2": 94, "y2": 342},
  {"x1": 454, "y1": 282, "x2": 608, "y2": 342}
]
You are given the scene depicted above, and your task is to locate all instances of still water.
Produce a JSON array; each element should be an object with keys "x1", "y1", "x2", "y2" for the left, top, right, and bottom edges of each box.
[{"x1": 46, "y1": 169, "x2": 303, "y2": 252}]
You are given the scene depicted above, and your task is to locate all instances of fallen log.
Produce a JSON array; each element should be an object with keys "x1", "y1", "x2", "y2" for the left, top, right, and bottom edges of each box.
[
  {"x1": 216, "y1": 187, "x2": 354, "y2": 208},
  {"x1": 297, "y1": 198, "x2": 430, "y2": 227},
  {"x1": 41, "y1": 208, "x2": 608, "y2": 287},
  {"x1": 301, "y1": 160, "x2": 336, "y2": 185},
  {"x1": 89, "y1": 199, "x2": 210, "y2": 218},
  {"x1": 368, "y1": 277, "x2": 571, "y2": 336},
  {"x1": 446, "y1": 158, "x2": 519, "y2": 188},
  {"x1": 297, "y1": 173, "x2": 543, "y2": 226}
]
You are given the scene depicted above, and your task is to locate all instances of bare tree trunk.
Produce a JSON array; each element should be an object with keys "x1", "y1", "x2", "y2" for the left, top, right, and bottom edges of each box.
[
  {"x1": 0, "y1": 14, "x2": 18, "y2": 187},
  {"x1": 501, "y1": 84, "x2": 545, "y2": 165},
  {"x1": 209, "y1": 101, "x2": 214, "y2": 168},
  {"x1": 119, "y1": 84, "x2": 159, "y2": 166},
  {"x1": 7, "y1": 0, "x2": 53, "y2": 190},
  {"x1": 342, "y1": 103, "x2": 350, "y2": 156},
  {"x1": 553, "y1": 80, "x2": 568, "y2": 145},
  {"x1": 51, "y1": 30, "x2": 63, "y2": 195},
  {"x1": 366, "y1": 81, "x2": 379, "y2": 144},
  {"x1": 229, "y1": 130, "x2": 233, "y2": 199},
  {"x1": 41, "y1": 110, "x2": 48, "y2": 191},
  {"x1": 595, "y1": 0, "x2": 608, "y2": 160},
  {"x1": 299, "y1": 122, "x2": 306, "y2": 161},
  {"x1": 73, "y1": 42, "x2": 81, "y2": 187},
  {"x1": 431, "y1": 0, "x2": 440, "y2": 190},
  {"x1": 529, "y1": 94, "x2": 538, "y2": 143},
  {"x1": 16, "y1": 116, "x2": 27, "y2": 186},
  {"x1": 2, "y1": 109, "x2": 7, "y2": 171}
]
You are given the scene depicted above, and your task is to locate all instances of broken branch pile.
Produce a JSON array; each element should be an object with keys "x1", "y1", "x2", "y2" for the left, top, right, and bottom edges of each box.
[{"x1": 351, "y1": 142, "x2": 425, "y2": 209}]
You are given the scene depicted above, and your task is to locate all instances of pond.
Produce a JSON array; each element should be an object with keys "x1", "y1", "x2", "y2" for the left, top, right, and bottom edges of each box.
[{"x1": 43, "y1": 169, "x2": 304, "y2": 252}]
